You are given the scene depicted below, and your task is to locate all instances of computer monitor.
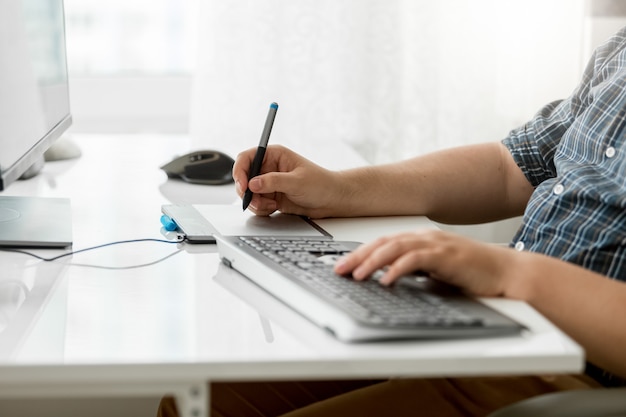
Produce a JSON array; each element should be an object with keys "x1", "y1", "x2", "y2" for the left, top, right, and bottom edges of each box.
[{"x1": 0, "y1": 0, "x2": 73, "y2": 247}]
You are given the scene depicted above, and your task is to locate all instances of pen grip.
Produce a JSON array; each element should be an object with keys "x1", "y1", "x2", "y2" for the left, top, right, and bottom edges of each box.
[{"x1": 248, "y1": 146, "x2": 267, "y2": 180}]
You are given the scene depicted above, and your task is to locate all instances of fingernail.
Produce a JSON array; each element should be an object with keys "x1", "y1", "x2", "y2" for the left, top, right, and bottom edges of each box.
[
  {"x1": 248, "y1": 178, "x2": 259, "y2": 191},
  {"x1": 334, "y1": 258, "x2": 347, "y2": 273},
  {"x1": 352, "y1": 267, "x2": 365, "y2": 280},
  {"x1": 379, "y1": 274, "x2": 393, "y2": 286}
]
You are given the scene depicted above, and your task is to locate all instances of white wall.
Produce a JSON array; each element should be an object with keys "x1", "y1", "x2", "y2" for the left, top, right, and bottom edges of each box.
[{"x1": 68, "y1": 75, "x2": 192, "y2": 134}]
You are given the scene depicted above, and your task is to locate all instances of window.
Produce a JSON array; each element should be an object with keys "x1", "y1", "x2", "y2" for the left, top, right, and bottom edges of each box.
[{"x1": 63, "y1": 0, "x2": 198, "y2": 133}]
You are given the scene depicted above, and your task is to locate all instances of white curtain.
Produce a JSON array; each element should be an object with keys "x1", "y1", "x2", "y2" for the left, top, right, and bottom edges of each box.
[{"x1": 190, "y1": 0, "x2": 586, "y2": 165}]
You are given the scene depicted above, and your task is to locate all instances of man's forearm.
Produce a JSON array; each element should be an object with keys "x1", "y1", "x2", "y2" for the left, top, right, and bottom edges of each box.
[
  {"x1": 514, "y1": 254, "x2": 626, "y2": 379},
  {"x1": 335, "y1": 142, "x2": 533, "y2": 223}
]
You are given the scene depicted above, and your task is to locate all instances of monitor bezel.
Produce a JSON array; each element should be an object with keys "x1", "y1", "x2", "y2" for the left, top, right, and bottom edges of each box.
[
  {"x1": 0, "y1": 114, "x2": 72, "y2": 191},
  {"x1": 0, "y1": 0, "x2": 72, "y2": 192}
]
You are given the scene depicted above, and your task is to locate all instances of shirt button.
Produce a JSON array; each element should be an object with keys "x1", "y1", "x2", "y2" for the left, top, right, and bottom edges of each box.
[
  {"x1": 515, "y1": 241, "x2": 525, "y2": 251},
  {"x1": 553, "y1": 184, "x2": 564, "y2": 195},
  {"x1": 606, "y1": 146, "x2": 616, "y2": 158}
]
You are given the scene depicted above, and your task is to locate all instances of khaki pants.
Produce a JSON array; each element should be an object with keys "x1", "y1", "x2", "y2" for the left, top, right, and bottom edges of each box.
[{"x1": 158, "y1": 374, "x2": 600, "y2": 417}]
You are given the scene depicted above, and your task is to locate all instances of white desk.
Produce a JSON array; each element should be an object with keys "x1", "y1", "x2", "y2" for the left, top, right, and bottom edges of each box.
[{"x1": 0, "y1": 134, "x2": 584, "y2": 417}]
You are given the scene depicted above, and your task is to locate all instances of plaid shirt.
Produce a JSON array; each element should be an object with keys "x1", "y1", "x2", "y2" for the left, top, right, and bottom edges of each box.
[{"x1": 503, "y1": 26, "x2": 626, "y2": 281}]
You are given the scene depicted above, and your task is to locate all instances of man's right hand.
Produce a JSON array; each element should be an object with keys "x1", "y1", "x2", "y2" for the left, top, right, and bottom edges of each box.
[{"x1": 233, "y1": 144, "x2": 348, "y2": 218}]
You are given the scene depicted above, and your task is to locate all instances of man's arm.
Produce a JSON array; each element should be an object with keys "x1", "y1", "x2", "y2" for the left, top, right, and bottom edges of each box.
[
  {"x1": 334, "y1": 142, "x2": 534, "y2": 222},
  {"x1": 235, "y1": 142, "x2": 533, "y2": 221},
  {"x1": 515, "y1": 255, "x2": 626, "y2": 380}
]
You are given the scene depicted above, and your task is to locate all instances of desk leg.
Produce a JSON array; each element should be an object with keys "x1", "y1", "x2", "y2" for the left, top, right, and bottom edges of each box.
[{"x1": 175, "y1": 382, "x2": 208, "y2": 417}]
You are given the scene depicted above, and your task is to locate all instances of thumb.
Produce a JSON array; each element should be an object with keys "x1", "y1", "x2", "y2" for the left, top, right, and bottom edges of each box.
[{"x1": 249, "y1": 171, "x2": 298, "y2": 195}]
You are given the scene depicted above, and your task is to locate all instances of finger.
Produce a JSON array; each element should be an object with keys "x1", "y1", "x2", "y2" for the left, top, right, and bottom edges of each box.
[
  {"x1": 334, "y1": 239, "x2": 382, "y2": 276},
  {"x1": 247, "y1": 194, "x2": 278, "y2": 216},
  {"x1": 376, "y1": 231, "x2": 468, "y2": 286},
  {"x1": 249, "y1": 171, "x2": 304, "y2": 197},
  {"x1": 351, "y1": 235, "x2": 418, "y2": 281},
  {"x1": 233, "y1": 148, "x2": 257, "y2": 179},
  {"x1": 244, "y1": 174, "x2": 291, "y2": 216},
  {"x1": 335, "y1": 235, "x2": 402, "y2": 279},
  {"x1": 378, "y1": 250, "x2": 437, "y2": 286},
  {"x1": 232, "y1": 148, "x2": 258, "y2": 195}
]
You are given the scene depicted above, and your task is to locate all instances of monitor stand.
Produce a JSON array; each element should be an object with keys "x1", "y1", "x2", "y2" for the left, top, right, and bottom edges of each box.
[{"x1": 0, "y1": 196, "x2": 72, "y2": 248}]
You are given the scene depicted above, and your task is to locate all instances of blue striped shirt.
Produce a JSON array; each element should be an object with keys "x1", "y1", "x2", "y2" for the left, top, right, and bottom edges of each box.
[{"x1": 503, "y1": 26, "x2": 626, "y2": 281}]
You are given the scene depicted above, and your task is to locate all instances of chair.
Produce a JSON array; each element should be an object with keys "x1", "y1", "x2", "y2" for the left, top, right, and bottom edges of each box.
[{"x1": 487, "y1": 387, "x2": 626, "y2": 417}]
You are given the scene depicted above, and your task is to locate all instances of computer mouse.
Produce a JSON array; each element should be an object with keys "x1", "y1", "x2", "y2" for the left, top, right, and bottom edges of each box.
[{"x1": 160, "y1": 150, "x2": 235, "y2": 185}]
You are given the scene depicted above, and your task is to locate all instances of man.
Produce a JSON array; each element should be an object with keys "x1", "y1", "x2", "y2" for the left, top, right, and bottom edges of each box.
[{"x1": 160, "y1": 26, "x2": 626, "y2": 417}]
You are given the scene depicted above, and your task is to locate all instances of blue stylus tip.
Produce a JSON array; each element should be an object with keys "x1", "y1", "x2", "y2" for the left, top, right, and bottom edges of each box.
[
  {"x1": 270, "y1": 102, "x2": 278, "y2": 109},
  {"x1": 160, "y1": 215, "x2": 178, "y2": 231}
]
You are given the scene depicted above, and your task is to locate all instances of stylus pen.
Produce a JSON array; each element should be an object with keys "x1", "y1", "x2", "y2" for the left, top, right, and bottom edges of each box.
[{"x1": 242, "y1": 102, "x2": 279, "y2": 210}]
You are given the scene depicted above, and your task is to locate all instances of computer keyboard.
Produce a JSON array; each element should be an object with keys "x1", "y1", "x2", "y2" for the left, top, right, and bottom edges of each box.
[{"x1": 238, "y1": 236, "x2": 485, "y2": 329}]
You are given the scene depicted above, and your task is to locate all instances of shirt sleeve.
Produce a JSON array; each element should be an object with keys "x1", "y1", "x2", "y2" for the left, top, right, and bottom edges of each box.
[
  {"x1": 502, "y1": 26, "x2": 626, "y2": 188},
  {"x1": 502, "y1": 99, "x2": 572, "y2": 187}
]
